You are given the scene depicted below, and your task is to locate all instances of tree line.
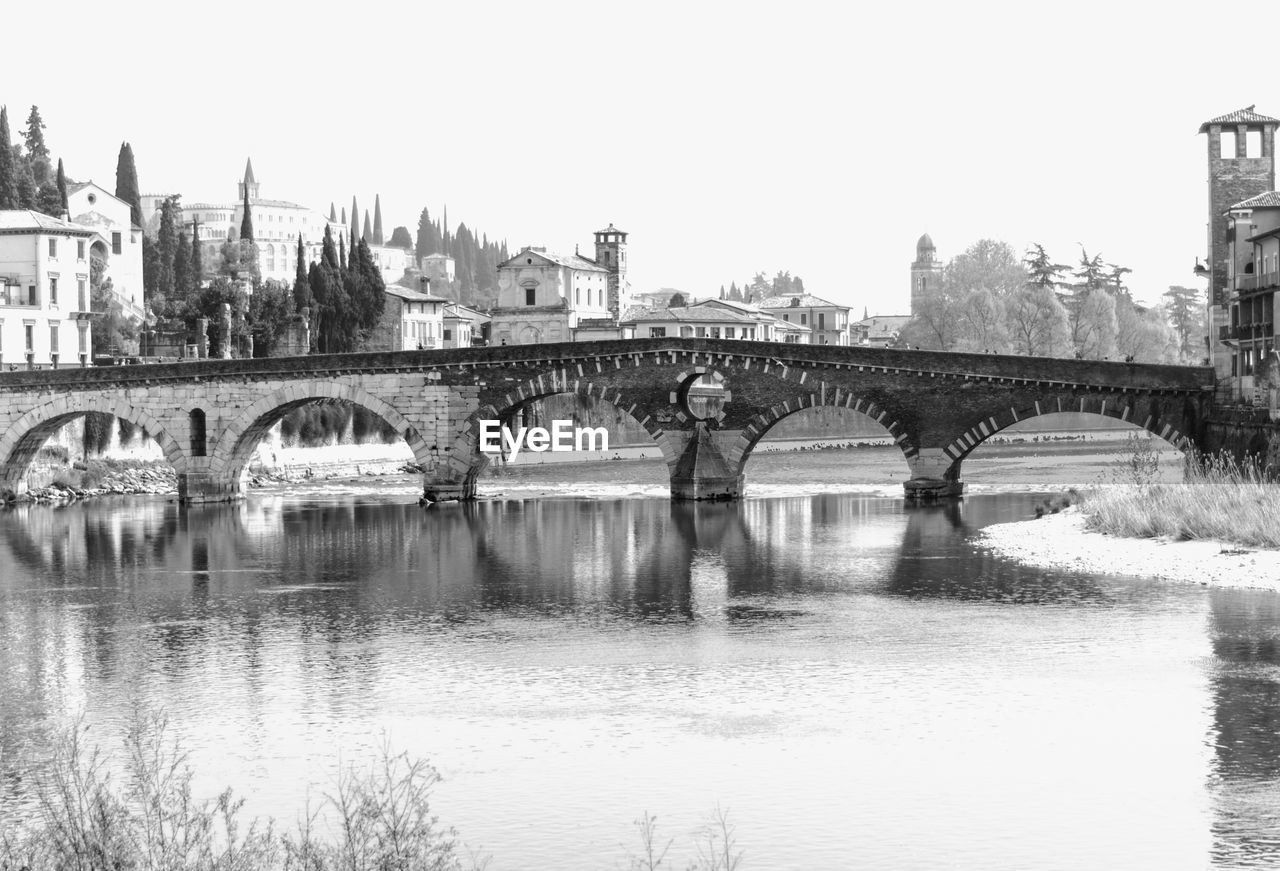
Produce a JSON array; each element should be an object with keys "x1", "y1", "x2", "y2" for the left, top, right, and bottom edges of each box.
[
  {"x1": 900, "y1": 239, "x2": 1207, "y2": 363},
  {"x1": 0, "y1": 105, "x2": 67, "y2": 217},
  {"x1": 713, "y1": 271, "x2": 807, "y2": 304},
  {"x1": 415, "y1": 205, "x2": 509, "y2": 308},
  {"x1": 130, "y1": 189, "x2": 384, "y2": 358}
]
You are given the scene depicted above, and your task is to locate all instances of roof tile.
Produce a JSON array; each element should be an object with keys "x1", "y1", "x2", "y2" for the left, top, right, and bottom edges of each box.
[{"x1": 1200, "y1": 106, "x2": 1280, "y2": 133}]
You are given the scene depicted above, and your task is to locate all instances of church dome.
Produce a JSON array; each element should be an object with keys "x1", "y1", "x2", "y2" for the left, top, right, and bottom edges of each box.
[{"x1": 916, "y1": 233, "x2": 935, "y2": 252}]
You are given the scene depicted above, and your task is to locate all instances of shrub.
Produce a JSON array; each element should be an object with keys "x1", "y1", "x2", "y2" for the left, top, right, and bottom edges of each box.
[{"x1": 1083, "y1": 451, "x2": 1280, "y2": 548}]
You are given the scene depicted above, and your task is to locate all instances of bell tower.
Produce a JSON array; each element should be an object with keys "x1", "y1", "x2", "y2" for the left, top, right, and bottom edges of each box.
[
  {"x1": 237, "y1": 157, "x2": 259, "y2": 201},
  {"x1": 594, "y1": 223, "x2": 628, "y2": 316},
  {"x1": 1201, "y1": 106, "x2": 1279, "y2": 377},
  {"x1": 910, "y1": 233, "x2": 941, "y2": 316}
]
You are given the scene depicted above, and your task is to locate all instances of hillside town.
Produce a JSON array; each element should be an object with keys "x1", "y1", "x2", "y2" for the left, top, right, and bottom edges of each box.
[{"x1": 3, "y1": 102, "x2": 1215, "y2": 375}]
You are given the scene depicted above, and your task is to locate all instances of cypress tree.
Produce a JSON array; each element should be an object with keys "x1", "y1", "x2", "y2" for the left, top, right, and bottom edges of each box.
[
  {"x1": 239, "y1": 188, "x2": 253, "y2": 240},
  {"x1": 191, "y1": 219, "x2": 203, "y2": 284},
  {"x1": 0, "y1": 107, "x2": 18, "y2": 209},
  {"x1": 362, "y1": 210, "x2": 372, "y2": 243},
  {"x1": 321, "y1": 225, "x2": 338, "y2": 269},
  {"x1": 329, "y1": 203, "x2": 337, "y2": 222},
  {"x1": 350, "y1": 196, "x2": 359, "y2": 243},
  {"x1": 442, "y1": 204, "x2": 449, "y2": 255},
  {"x1": 294, "y1": 234, "x2": 310, "y2": 309},
  {"x1": 114, "y1": 142, "x2": 142, "y2": 227},
  {"x1": 157, "y1": 197, "x2": 179, "y2": 301},
  {"x1": 340, "y1": 206, "x2": 347, "y2": 225},
  {"x1": 15, "y1": 162, "x2": 37, "y2": 210},
  {"x1": 174, "y1": 230, "x2": 192, "y2": 304},
  {"x1": 56, "y1": 158, "x2": 68, "y2": 215},
  {"x1": 23, "y1": 106, "x2": 48, "y2": 162},
  {"x1": 339, "y1": 234, "x2": 347, "y2": 271},
  {"x1": 373, "y1": 194, "x2": 384, "y2": 245}
]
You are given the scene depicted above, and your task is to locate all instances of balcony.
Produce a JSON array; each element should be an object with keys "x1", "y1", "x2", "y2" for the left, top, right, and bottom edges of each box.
[
  {"x1": 1222, "y1": 322, "x2": 1275, "y2": 340},
  {"x1": 1237, "y1": 272, "x2": 1280, "y2": 293}
]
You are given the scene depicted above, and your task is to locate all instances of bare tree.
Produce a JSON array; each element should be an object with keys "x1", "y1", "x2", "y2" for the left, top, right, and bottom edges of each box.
[
  {"x1": 1005, "y1": 285, "x2": 1071, "y2": 356},
  {"x1": 1075, "y1": 289, "x2": 1119, "y2": 359}
]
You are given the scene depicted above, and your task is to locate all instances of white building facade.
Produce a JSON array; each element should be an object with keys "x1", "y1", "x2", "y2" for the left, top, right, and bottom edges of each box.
[
  {"x1": 0, "y1": 211, "x2": 98, "y2": 367},
  {"x1": 175, "y1": 160, "x2": 345, "y2": 286},
  {"x1": 66, "y1": 182, "x2": 147, "y2": 322},
  {"x1": 490, "y1": 247, "x2": 612, "y2": 345}
]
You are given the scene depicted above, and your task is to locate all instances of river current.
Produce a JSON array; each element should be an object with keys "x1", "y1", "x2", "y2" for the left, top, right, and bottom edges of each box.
[{"x1": 1, "y1": 447, "x2": 1278, "y2": 869}]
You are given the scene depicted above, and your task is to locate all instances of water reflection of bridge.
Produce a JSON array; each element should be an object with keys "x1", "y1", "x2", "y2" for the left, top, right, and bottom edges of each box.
[{"x1": 5, "y1": 496, "x2": 1280, "y2": 860}]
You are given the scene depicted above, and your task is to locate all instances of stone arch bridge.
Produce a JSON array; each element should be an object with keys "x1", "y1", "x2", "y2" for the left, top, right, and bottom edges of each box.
[{"x1": 0, "y1": 339, "x2": 1214, "y2": 503}]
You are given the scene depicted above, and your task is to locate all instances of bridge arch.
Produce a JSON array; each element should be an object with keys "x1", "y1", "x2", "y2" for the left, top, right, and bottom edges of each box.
[
  {"x1": 943, "y1": 392, "x2": 1197, "y2": 468},
  {"x1": 442, "y1": 376, "x2": 683, "y2": 496},
  {"x1": 724, "y1": 391, "x2": 918, "y2": 478},
  {"x1": 0, "y1": 395, "x2": 188, "y2": 496},
  {"x1": 209, "y1": 382, "x2": 433, "y2": 487}
]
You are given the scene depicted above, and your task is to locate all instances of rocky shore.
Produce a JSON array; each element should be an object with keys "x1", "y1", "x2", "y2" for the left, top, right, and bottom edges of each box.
[
  {"x1": 10, "y1": 466, "x2": 178, "y2": 503},
  {"x1": 977, "y1": 506, "x2": 1280, "y2": 590}
]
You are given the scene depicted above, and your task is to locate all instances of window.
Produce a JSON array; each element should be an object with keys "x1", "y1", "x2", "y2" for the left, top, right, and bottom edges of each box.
[
  {"x1": 782, "y1": 314, "x2": 789, "y2": 322},
  {"x1": 189, "y1": 409, "x2": 207, "y2": 457},
  {"x1": 78, "y1": 323, "x2": 88, "y2": 353},
  {"x1": 710, "y1": 327, "x2": 721, "y2": 338},
  {"x1": 725, "y1": 327, "x2": 735, "y2": 339},
  {"x1": 24, "y1": 324, "x2": 34, "y2": 352},
  {"x1": 48, "y1": 238, "x2": 57, "y2": 257},
  {"x1": 649, "y1": 327, "x2": 667, "y2": 337},
  {"x1": 112, "y1": 232, "x2": 122, "y2": 255},
  {"x1": 818, "y1": 313, "x2": 825, "y2": 330},
  {"x1": 27, "y1": 285, "x2": 36, "y2": 305},
  {"x1": 77, "y1": 240, "x2": 86, "y2": 260},
  {"x1": 576, "y1": 288, "x2": 580, "y2": 305},
  {"x1": 696, "y1": 327, "x2": 707, "y2": 338},
  {"x1": 49, "y1": 277, "x2": 57, "y2": 305},
  {"x1": 800, "y1": 314, "x2": 807, "y2": 325},
  {"x1": 526, "y1": 287, "x2": 536, "y2": 305},
  {"x1": 49, "y1": 325, "x2": 59, "y2": 354},
  {"x1": 443, "y1": 328, "x2": 452, "y2": 341}
]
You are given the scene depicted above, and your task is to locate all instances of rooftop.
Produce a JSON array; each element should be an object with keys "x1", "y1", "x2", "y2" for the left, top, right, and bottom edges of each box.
[
  {"x1": 386, "y1": 284, "x2": 450, "y2": 303},
  {"x1": 1200, "y1": 106, "x2": 1280, "y2": 133},
  {"x1": 625, "y1": 306, "x2": 765, "y2": 324},
  {"x1": 501, "y1": 247, "x2": 607, "y2": 272},
  {"x1": 758, "y1": 293, "x2": 850, "y2": 311},
  {"x1": 855, "y1": 315, "x2": 913, "y2": 330},
  {"x1": 1231, "y1": 191, "x2": 1280, "y2": 210},
  {"x1": 0, "y1": 210, "x2": 98, "y2": 234}
]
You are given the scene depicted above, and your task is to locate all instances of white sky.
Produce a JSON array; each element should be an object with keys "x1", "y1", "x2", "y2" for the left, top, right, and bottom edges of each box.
[{"x1": 4, "y1": 1, "x2": 1261, "y2": 313}]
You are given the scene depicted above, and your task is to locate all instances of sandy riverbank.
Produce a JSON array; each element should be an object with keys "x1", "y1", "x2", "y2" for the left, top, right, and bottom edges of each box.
[{"x1": 977, "y1": 505, "x2": 1280, "y2": 591}]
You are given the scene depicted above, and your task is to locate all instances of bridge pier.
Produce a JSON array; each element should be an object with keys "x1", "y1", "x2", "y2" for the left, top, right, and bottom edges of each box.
[
  {"x1": 177, "y1": 460, "x2": 240, "y2": 504},
  {"x1": 668, "y1": 425, "x2": 743, "y2": 501},
  {"x1": 420, "y1": 457, "x2": 479, "y2": 502},
  {"x1": 903, "y1": 448, "x2": 965, "y2": 500},
  {"x1": 0, "y1": 473, "x2": 27, "y2": 503}
]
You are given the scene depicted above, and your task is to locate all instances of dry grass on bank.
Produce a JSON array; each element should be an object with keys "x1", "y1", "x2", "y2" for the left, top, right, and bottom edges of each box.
[
  {"x1": 0, "y1": 709, "x2": 741, "y2": 871},
  {"x1": 1082, "y1": 442, "x2": 1280, "y2": 549}
]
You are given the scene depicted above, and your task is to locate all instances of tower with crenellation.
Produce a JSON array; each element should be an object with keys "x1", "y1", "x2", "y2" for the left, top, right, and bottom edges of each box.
[{"x1": 1201, "y1": 106, "x2": 1279, "y2": 379}]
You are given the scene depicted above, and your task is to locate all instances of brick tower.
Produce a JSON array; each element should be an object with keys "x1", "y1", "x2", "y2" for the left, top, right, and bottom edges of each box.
[
  {"x1": 594, "y1": 223, "x2": 628, "y2": 317},
  {"x1": 910, "y1": 233, "x2": 941, "y2": 316},
  {"x1": 1201, "y1": 107, "x2": 1279, "y2": 376}
]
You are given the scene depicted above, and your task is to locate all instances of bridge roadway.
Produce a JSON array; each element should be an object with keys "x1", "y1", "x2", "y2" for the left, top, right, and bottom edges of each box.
[{"x1": 0, "y1": 338, "x2": 1215, "y2": 503}]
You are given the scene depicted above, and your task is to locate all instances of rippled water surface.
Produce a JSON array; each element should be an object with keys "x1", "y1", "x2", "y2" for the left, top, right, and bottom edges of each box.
[{"x1": 1, "y1": 450, "x2": 1278, "y2": 869}]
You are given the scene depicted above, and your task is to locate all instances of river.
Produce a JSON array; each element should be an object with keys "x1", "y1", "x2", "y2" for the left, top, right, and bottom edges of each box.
[{"x1": 1, "y1": 445, "x2": 1277, "y2": 869}]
